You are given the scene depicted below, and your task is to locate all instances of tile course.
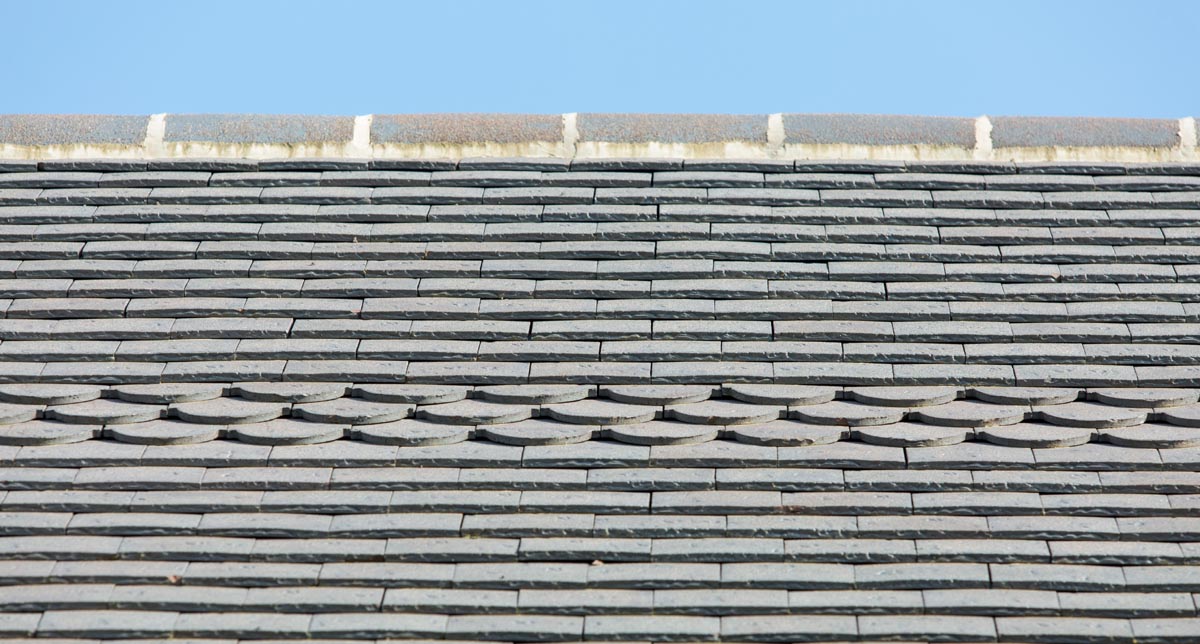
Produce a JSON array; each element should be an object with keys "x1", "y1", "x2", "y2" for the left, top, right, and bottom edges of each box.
[{"x1": 2, "y1": 146, "x2": 1200, "y2": 642}]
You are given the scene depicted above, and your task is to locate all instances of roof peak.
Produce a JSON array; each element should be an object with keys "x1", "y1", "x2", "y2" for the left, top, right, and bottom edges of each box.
[{"x1": 1, "y1": 113, "x2": 1196, "y2": 163}]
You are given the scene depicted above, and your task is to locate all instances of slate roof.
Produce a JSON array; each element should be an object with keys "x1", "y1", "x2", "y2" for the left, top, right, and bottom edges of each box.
[{"x1": 0, "y1": 113, "x2": 1199, "y2": 642}]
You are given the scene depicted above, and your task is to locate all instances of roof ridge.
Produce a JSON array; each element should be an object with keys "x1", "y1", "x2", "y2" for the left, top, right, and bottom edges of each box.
[{"x1": 1, "y1": 113, "x2": 1197, "y2": 162}]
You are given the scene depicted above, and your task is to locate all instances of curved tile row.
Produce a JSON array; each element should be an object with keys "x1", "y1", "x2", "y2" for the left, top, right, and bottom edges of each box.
[
  {"x1": 3, "y1": 381, "x2": 1199, "y2": 408},
  {"x1": 3, "y1": 416, "x2": 1198, "y2": 450},
  {"x1": 3, "y1": 382, "x2": 1200, "y2": 449}
]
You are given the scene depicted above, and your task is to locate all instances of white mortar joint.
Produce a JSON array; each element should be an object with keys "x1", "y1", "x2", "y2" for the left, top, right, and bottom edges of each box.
[
  {"x1": 143, "y1": 113, "x2": 167, "y2": 158},
  {"x1": 562, "y1": 113, "x2": 579, "y2": 158},
  {"x1": 766, "y1": 114, "x2": 784, "y2": 158},
  {"x1": 973, "y1": 115, "x2": 993, "y2": 160},
  {"x1": 350, "y1": 115, "x2": 373, "y2": 157},
  {"x1": 1180, "y1": 118, "x2": 1197, "y2": 160}
]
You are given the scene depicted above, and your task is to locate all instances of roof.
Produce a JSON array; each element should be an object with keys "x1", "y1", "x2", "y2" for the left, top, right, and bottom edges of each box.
[{"x1": 0, "y1": 112, "x2": 1198, "y2": 642}]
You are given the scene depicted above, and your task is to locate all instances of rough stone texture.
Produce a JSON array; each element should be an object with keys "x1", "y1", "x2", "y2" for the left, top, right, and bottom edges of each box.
[
  {"x1": 373, "y1": 113, "x2": 563, "y2": 144},
  {"x1": 165, "y1": 114, "x2": 354, "y2": 144},
  {"x1": 992, "y1": 115, "x2": 1180, "y2": 148},
  {"x1": 577, "y1": 113, "x2": 767, "y2": 143},
  {"x1": 783, "y1": 113, "x2": 976, "y2": 146},
  {"x1": 0, "y1": 115, "x2": 150, "y2": 146}
]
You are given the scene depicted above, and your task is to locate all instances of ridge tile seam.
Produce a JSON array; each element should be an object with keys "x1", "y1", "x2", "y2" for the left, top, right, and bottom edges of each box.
[{"x1": 2, "y1": 114, "x2": 1199, "y2": 163}]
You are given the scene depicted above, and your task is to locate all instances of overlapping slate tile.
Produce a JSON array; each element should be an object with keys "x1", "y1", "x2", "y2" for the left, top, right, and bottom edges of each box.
[
  {"x1": 482, "y1": 419, "x2": 596, "y2": 446},
  {"x1": 1103, "y1": 424, "x2": 1200, "y2": 448},
  {"x1": 601, "y1": 384, "x2": 714, "y2": 405},
  {"x1": 848, "y1": 385, "x2": 961, "y2": 407},
  {"x1": 292, "y1": 397, "x2": 414, "y2": 424},
  {"x1": 0, "y1": 419, "x2": 101, "y2": 445},
  {"x1": 106, "y1": 419, "x2": 223, "y2": 445},
  {"x1": 972, "y1": 386, "x2": 1082, "y2": 405},
  {"x1": 231, "y1": 381, "x2": 349, "y2": 402},
  {"x1": 1038, "y1": 401, "x2": 1148, "y2": 428},
  {"x1": 545, "y1": 399, "x2": 659, "y2": 425},
  {"x1": 916, "y1": 400, "x2": 1030, "y2": 427},
  {"x1": 666, "y1": 399, "x2": 784, "y2": 425},
  {"x1": 0, "y1": 384, "x2": 103, "y2": 405},
  {"x1": 854, "y1": 421, "x2": 972, "y2": 447},
  {"x1": 354, "y1": 418, "x2": 471, "y2": 446},
  {"x1": 111, "y1": 383, "x2": 225, "y2": 404},
  {"x1": 4, "y1": 151, "x2": 1200, "y2": 640},
  {"x1": 417, "y1": 399, "x2": 534, "y2": 425},
  {"x1": 607, "y1": 420, "x2": 720, "y2": 446},
  {"x1": 1090, "y1": 388, "x2": 1198, "y2": 408},
  {"x1": 730, "y1": 420, "x2": 847, "y2": 446},
  {"x1": 978, "y1": 422, "x2": 1096, "y2": 448},
  {"x1": 46, "y1": 399, "x2": 165, "y2": 425},
  {"x1": 792, "y1": 400, "x2": 904, "y2": 426},
  {"x1": 171, "y1": 398, "x2": 289, "y2": 425},
  {"x1": 477, "y1": 384, "x2": 592, "y2": 404}
]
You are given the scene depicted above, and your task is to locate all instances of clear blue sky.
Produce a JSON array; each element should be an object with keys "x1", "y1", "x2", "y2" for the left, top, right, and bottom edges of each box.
[{"x1": 3, "y1": 0, "x2": 1195, "y2": 117}]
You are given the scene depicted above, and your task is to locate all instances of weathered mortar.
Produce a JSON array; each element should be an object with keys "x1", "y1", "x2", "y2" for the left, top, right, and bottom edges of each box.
[{"x1": 0, "y1": 113, "x2": 1197, "y2": 162}]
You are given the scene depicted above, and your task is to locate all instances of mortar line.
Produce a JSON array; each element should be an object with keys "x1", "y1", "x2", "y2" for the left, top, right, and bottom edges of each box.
[
  {"x1": 1180, "y1": 118, "x2": 1197, "y2": 160},
  {"x1": 562, "y1": 113, "x2": 579, "y2": 160},
  {"x1": 766, "y1": 114, "x2": 785, "y2": 158},
  {"x1": 351, "y1": 115, "x2": 373, "y2": 158},
  {"x1": 973, "y1": 115, "x2": 993, "y2": 161},
  {"x1": 144, "y1": 113, "x2": 167, "y2": 158}
]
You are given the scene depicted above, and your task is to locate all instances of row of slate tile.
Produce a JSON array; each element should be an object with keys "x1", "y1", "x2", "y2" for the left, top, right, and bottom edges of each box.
[
  {"x1": 2, "y1": 514, "x2": 1200, "y2": 547},
  {"x1": 43, "y1": 222, "x2": 1200, "y2": 242},
  {"x1": 2, "y1": 466, "x2": 1196, "y2": 493},
  {"x1": 3, "y1": 319, "x2": 1199, "y2": 345},
  {"x1": 8, "y1": 298, "x2": 1200, "y2": 323},
  {"x1": 26, "y1": 281, "x2": 1200, "y2": 301},
  {"x1": 15, "y1": 359, "x2": 1200, "y2": 387},
  {"x1": 0, "y1": 243, "x2": 1048, "y2": 267},
  {"x1": 1, "y1": 551, "x2": 1199, "y2": 586},
  {"x1": 18, "y1": 244, "x2": 1200, "y2": 263},
  {"x1": 19, "y1": 280, "x2": 1200, "y2": 301},
  {"x1": 12, "y1": 222, "x2": 1200, "y2": 245},
  {"x1": 15, "y1": 203, "x2": 1200, "y2": 226},
  {"x1": 16, "y1": 263, "x2": 1200, "y2": 285},
  {"x1": 10, "y1": 169, "x2": 1185, "y2": 189},
  {"x1": 6, "y1": 439, "x2": 1197, "y2": 470},
  {"x1": 5, "y1": 386, "x2": 1200, "y2": 445},
  {"x1": 1, "y1": 584, "x2": 1200, "y2": 617},
  {"x1": 4, "y1": 532, "x2": 1200, "y2": 564},
  {"x1": 15, "y1": 251, "x2": 1200, "y2": 273},
  {"x1": 6, "y1": 576, "x2": 1200, "y2": 619},
  {"x1": 4, "y1": 610, "x2": 1200, "y2": 642},
  {"x1": 3, "y1": 383, "x2": 1196, "y2": 411},
  {"x1": 10, "y1": 169, "x2": 1200, "y2": 190},
  {"x1": 11, "y1": 186, "x2": 1200, "y2": 209},
  {"x1": 3, "y1": 488, "x2": 1197, "y2": 516},
  {"x1": 6, "y1": 250, "x2": 1198, "y2": 273},
  {"x1": 7, "y1": 417, "x2": 1200, "y2": 450},
  {"x1": 7, "y1": 156, "x2": 1200, "y2": 174},
  {"x1": 0, "y1": 316, "x2": 1187, "y2": 341},
  {"x1": 11, "y1": 516, "x2": 1200, "y2": 545},
  {"x1": 18, "y1": 339, "x2": 1200, "y2": 364},
  {"x1": 21, "y1": 278, "x2": 1200, "y2": 299}
]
